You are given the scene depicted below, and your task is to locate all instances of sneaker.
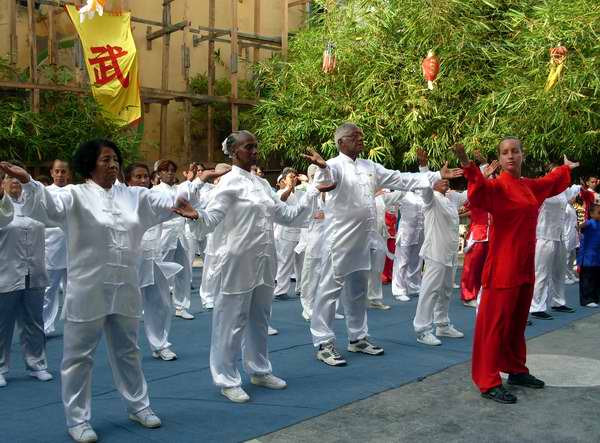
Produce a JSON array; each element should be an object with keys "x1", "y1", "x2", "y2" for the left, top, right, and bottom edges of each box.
[
  {"x1": 368, "y1": 300, "x2": 391, "y2": 310},
  {"x1": 316, "y1": 343, "x2": 347, "y2": 366},
  {"x1": 334, "y1": 313, "x2": 345, "y2": 320},
  {"x1": 453, "y1": 283, "x2": 460, "y2": 289},
  {"x1": 347, "y1": 338, "x2": 384, "y2": 355},
  {"x1": 551, "y1": 305, "x2": 576, "y2": 313},
  {"x1": 481, "y1": 385, "x2": 517, "y2": 404},
  {"x1": 564, "y1": 278, "x2": 575, "y2": 285},
  {"x1": 152, "y1": 348, "x2": 177, "y2": 361},
  {"x1": 435, "y1": 325, "x2": 464, "y2": 338},
  {"x1": 268, "y1": 326, "x2": 279, "y2": 336},
  {"x1": 30, "y1": 370, "x2": 53, "y2": 382},
  {"x1": 0, "y1": 374, "x2": 6, "y2": 387},
  {"x1": 274, "y1": 293, "x2": 291, "y2": 301},
  {"x1": 175, "y1": 308, "x2": 195, "y2": 320},
  {"x1": 221, "y1": 386, "x2": 250, "y2": 403},
  {"x1": 530, "y1": 311, "x2": 553, "y2": 320},
  {"x1": 507, "y1": 373, "x2": 545, "y2": 389},
  {"x1": 204, "y1": 302, "x2": 214, "y2": 311},
  {"x1": 462, "y1": 300, "x2": 477, "y2": 308},
  {"x1": 250, "y1": 374, "x2": 287, "y2": 390},
  {"x1": 394, "y1": 294, "x2": 410, "y2": 302},
  {"x1": 417, "y1": 331, "x2": 442, "y2": 346},
  {"x1": 585, "y1": 302, "x2": 599, "y2": 308},
  {"x1": 128, "y1": 407, "x2": 162, "y2": 428},
  {"x1": 68, "y1": 422, "x2": 98, "y2": 443}
]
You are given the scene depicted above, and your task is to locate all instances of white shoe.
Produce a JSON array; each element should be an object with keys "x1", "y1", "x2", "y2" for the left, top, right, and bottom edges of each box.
[
  {"x1": 394, "y1": 294, "x2": 410, "y2": 302},
  {"x1": 128, "y1": 407, "x2": 162, "y2": 428},
  {"x1": 221, "y1": 386, "x2": 250, "y2": 403},
  {"x1": 316, "y1": 342, "x2": 347, "y2": 366},
  {"x1": 175, "y1": 308, "x2": 195, "y2": 320},
  {"x1": 251, "y1": 374, "x2": 287, "y2": 390},
  {"x1": 268, "y1": 326, "x2": 279, "y2": 336},
  {"x1": 45, "y1": 327, "x2": 55, "y2": 336},
  {"x1": 462, "y1": 300, "x2": 477, "y2": 308},
  {"x1": 435, "y1": 325, "x2": 464, "y2": 338},
  {"x1": 204, "y1": 302, "x2": 214, "y2": 310},
  {"x1": 453, "y1": 283, "x2": 460, "y2": 289},
  {"x1": 301, "y1": 310, "x2": 311, "y2": 321},
  {"x1": 68, "y1": 422, "x2": 98, "y2": 443},
  {"x1": 152, "y1": 348, "x2": 177, "y2": 361},
  {"x1": 585, "y1": 302, "x2": 599, "y2": 308},
  {"x1": 564, "y1": 278, "x2": 575, "y2": 285},
  {"x1": 368, "y1": 300, "x2": 391, "y2": 310},
  {"x1": 417, "y1": 331, "x2": 442, "y2": 346},
  {"x1": 348, "y1": 338, "x2": 384, "y2": 355},
  {"x1": 0, "y1": 373, "x2": 6, "y2": 387},
  {"x1": 334, "y1": 313, "x2": 345, "y2": 320},
  {"x1": 30, "y1": 370, "x2": 53, "y2": 381}
]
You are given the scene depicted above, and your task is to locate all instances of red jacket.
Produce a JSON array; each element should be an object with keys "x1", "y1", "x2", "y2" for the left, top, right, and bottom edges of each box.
[{"x1": 463, "y1": 163, "x2": 570, "y2": 289}]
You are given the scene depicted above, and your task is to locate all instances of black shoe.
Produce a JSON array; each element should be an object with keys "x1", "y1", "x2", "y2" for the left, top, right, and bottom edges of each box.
[
  {"x1": 507, "y1": 373, "x2": 545, "y2": 389},
  {"x1": 551, "y1": 305, "x2": 576, "y2": 313},
  {"x1": 274, "y1": 293, "x2": 291, "y2": 301},
  {"x1": 530, "y1": 311, "x2": 553, "y2": 320},
  {"x1": 481, "y1": 385, "x2": 517, "y2": 404},
  {"x1": 526, "y1": 320, "x2": 533, "y2": 326}
]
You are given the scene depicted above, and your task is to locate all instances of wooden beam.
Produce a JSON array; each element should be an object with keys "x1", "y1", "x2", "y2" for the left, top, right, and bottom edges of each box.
[
  {"x1": 27, "y1": 0, "x2": 40, "y2": 113},
  {"x1": 146, "y1": 21, "x2": 187, "y2": 42},
  {"x1": 182, "y1": 0, "x2": 192, "y2": 162},
  {"x1": 230, "y1": 0, "x2": 239, "y2": 132},
  {"x1": 207, "y1": 0, "x2": 216, "y2": 163},
  {"x1": 9, "y1": 0, "x2": 17, "y2": 66},
  {"x1": 194, "y1": 35, "x2": 279, "y2": 52},
  {"x1": 48, "y1": 7, "x2": 57, "y2": 65},
  {"x1": 282, "y1": 0, "x2": 289, "y2": 59},
  {"x1": 160, "y1": 0, "x2": 172, "y2": 159},
  {"x1": 288, "y1": 0, "x2": 309, "y2": 7},
  {"x1": 189, "y1": 26, "x2": 282, "y2": 46},
  {"x1": 253, "y1": 0, "x2": 261, "y2": 63}
]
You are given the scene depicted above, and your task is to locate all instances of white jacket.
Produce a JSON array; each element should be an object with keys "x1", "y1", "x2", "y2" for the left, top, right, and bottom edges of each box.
[
  {"x1": 536, "y1": 184, "x2": 580, "y2": 242},
  {"x1": 44, "y1": 184, "x2": 68, "y2": 270},
  {"x1": 0, "y1": 193, "x2": 13, "y2": 227}
]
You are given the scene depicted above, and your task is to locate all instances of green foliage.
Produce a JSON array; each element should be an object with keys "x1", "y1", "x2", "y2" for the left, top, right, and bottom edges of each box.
[
  {"x1": 0, "y1": 58, "x2": 141, "y2": 166},
  {"x1": 251, "y1": 0, "x2": 600, "y2": 173}
]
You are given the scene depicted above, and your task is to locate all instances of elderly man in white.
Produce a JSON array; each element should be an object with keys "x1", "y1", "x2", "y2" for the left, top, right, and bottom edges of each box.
[
  {"x1": 43, "y1": 159, "x2": 71, "y2": 335},
  {"x1": 413, "y1": 177, "x2": 467, "y2": 346},
  {"x1": 310, "y1": 123, "x2": 460, "y2": 366}
]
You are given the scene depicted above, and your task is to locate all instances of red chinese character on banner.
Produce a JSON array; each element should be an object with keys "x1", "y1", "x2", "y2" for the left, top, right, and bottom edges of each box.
[{"x1": 88, "y1": 45, "x2": 130, "y2": 87}]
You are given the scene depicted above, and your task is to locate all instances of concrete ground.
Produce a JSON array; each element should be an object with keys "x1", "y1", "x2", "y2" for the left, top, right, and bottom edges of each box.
[{"x1": 250, "y1": 313, "x2": 600, "y2": 443}]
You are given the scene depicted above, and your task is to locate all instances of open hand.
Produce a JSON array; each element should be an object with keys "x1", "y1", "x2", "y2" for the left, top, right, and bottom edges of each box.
[
  {"x1": 440, "y1": 161, "x2": 463, "y2": 179},
  {"x1": 0, "y1": 162, "x2": 30, "y2": 184},
  {"x1": 416, "y1": 148, "x2": 428, "y2": 167},
  {"x1": 483, "y1": 160, "x2": 500, "y2": 178},
  {"x1": 473, "y1": 149, "x2": 487, "y2": 165},
  {"x1": 452, "y1": 144, "x2": 470, "y2": 167},
  {"x1": 563, "y1": 155, "x2": 579, "y2": 170},
  {"x1": 172, "y1": 197, "x2": 199, "y2": 220},
  {"x1": 301, "y1": 148, "x2": 327, "y2": 169}
]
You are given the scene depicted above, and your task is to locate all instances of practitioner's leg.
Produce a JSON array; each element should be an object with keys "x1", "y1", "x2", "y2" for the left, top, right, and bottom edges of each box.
[
  {"x1": 43, "y1": 268, "x2": 66, "y2": 334},
  {"x1": 0, "y1": 291, "x2": 20, "y2": 380},
  {"x1": 17, "y1": 287, "x2": 49, "y2": 374}
]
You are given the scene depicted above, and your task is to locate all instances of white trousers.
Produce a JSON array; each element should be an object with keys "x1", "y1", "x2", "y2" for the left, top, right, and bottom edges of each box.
[
  {"x1": 141, "y1": 265, "x2": 173, "y2": 352},
  {"x1": 392, "y1": 240, "x2": 424, "y2": 297},
  {"x1": 367, "y1": 246, "x2": 387, "y2": 301},
  {"x1": 274, "y1": 238, "x2": 303, "y2": 296},
  {"x1": 413, "y1": 259, "x2": 453, "y2": 334},
  {"x1": 199, "y1": 254, "x2": 218, "y2": 308},
  {"x1": 531, "y1": 239, "x2": 567, "y2": 312},
  {"x1": 43, "y1": 268, "x2": 67, "y2": 334},
  {"x1": 300, "y1": 256, "x2": 322, "y2": 318},
  {"x1": 62, "y1": 314, "x2": 150, "y2": 427},
  {"x1": 310, "y1": 251, "x2": 370, "y2": 347},
  {"x1": 0, "y1": 287, "x2": 47, "y2": 375},
  {"x1": 210, "y1": 285, "x2": 273, "y2": 388},
  {"x1": 163, "y1": 239, "x2": 192, "y2": 310},
  {"x1": 565, "y1": 249, "x2": 578, "y2": 281}
]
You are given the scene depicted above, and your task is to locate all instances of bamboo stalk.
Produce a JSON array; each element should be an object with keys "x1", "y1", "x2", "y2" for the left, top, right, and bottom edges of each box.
[
  {"x1": 160, "y1": 0, "x2": 172, "y2": 158},
  {"x1": 27, "y1": 0, "x2": 40, "y2": 113}
]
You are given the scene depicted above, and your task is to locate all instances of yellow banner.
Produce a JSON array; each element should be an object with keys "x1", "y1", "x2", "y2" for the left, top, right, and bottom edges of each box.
[{"x1": 66, "y1": 5, "x2": 141, "y2": 126}]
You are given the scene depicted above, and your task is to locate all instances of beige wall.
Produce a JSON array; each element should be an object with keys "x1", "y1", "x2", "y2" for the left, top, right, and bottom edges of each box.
[{"x1": 0, "y1": 1, "x2": 307, "y2": 168}]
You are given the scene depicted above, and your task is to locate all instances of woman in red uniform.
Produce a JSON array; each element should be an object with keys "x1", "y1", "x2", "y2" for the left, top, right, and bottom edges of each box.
[{"x1": 454, "y1": 139, "x2": 578, "y2": 404}]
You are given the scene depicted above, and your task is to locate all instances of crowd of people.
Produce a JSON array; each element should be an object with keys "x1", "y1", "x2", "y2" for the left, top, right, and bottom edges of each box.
[{"x1": 0, "y1": 125, "x2": 598, "y2": 442}]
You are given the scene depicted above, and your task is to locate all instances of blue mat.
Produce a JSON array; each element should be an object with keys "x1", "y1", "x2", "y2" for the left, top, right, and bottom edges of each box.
[{"x1": 0, "y1": 268, "x2": 594, "y2": 443}]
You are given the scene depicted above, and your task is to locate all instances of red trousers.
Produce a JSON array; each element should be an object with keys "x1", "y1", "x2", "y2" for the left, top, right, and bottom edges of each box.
[
  {"x1": 460, "y1": 242, "x2": 488, "y2": 301},
  {"x1": 381, "y1": 238, "x2": 395, "y2": 283},
  {"x1": 472, "y1": 283, "x2": 532, "y2": 392}
]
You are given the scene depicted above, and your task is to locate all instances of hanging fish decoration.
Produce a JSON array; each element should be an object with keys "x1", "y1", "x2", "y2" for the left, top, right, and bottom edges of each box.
[
  {"x1": 421, "y1": 50, "x2": 440, "y2": 90},
  {"x1": 322, "y1": 41, "x2": 337, "y2": 74},
  {"x1": 545, "y1": 44, "x2": 568, "y2": 91}
]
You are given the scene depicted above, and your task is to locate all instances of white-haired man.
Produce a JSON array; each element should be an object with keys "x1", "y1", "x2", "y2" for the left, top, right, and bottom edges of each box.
[{"x1": 307, "y1": 123, "x2": 461, "y2": 366}]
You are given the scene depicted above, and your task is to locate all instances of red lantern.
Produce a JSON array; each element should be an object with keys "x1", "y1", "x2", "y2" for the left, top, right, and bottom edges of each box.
[
  {"x1": 421, "y1": 50, "x2": 440, "y2": 90},
  {"x1": 549, "y1": 45, "x2": 568, "y2": 64},
  {"x1": 322, "y1": 41, "x2": 337, "y2": 74},
  {"x1": 545, "y1": 44, "x2": 568, "y2": 91}
]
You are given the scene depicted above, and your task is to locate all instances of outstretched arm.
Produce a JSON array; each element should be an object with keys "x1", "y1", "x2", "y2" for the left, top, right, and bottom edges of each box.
[
  {"x1": 524, "y1": 156, "x2": 577, "y2": 203},
  {"x1": 453, "y1": 144, "x2": 496, "y2": 214}
]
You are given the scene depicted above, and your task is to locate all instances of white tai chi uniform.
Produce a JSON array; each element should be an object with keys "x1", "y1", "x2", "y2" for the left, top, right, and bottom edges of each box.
[
  {"x1": 310, "y1": 152, "x2": 438, "y2": 347},
  {"x1": 413, "y1": 188, "x2": 466, "y2": 334},
  {"x1": 192, "y1": 166, "x2": 317, "y2": 388},
  {"x1": 139, "y1": 223, "x2": 183, "y2": 352},
  {"x1": 530, "y1": 184, "x2": 580, "y2": 313},
  {"x1": 563, "y1": 203, "x2": 579, "y2": 282},
  {"x1": 367, "y1": 191, "x2": 405, "y2": 302},
  {"x1": 23, "y1": 179, "x2": 182, "y2": 427},
  {"x1": 0, "y1": 193, "x2": 49, "y2": 378},
  {"x1": 199, "y1": 184, "x2": 225, "y2": 310},
  {"x1": 274, "y1": 189, "x2": 305, "y2": 296},
  {"x1": 152, "y1": 182, "x2": 196, "y2": 311},
  {"x1": 392, "y1": 191, "x2": 425, "y2": 298},
  {"x1": 43, "y1": 184, "x2": 68, "y2": 335}
]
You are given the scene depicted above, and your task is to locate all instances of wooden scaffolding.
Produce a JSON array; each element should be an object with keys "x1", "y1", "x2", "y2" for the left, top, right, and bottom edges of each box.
[{"x1": 1, "y1": 0, "x2": 311, "y2": 162}]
